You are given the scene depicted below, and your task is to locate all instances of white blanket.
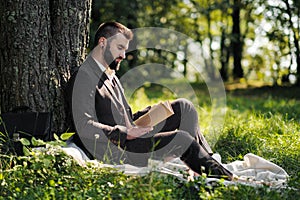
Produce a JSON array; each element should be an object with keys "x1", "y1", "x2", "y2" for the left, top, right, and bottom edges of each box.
[{"x1": 61, "y1": 143, "x2": 289, "y2": 188}]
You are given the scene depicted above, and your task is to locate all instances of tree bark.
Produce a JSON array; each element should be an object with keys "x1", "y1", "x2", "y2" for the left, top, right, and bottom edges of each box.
[
  {"x1": 0, "y1": 0, "x2": 91, "y2": 132},
  {"x1": 220, "y1": 28, "x2": 229, "y2": 81},
  {"x1": 231, "y1": 0, "x2": 244, "y2": 79},
  {"x1": 283, "y1": 0, "x2": 300, "y2": 85}
]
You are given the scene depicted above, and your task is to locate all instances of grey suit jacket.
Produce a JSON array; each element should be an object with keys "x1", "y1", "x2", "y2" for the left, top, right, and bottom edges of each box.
[{"x1": 71, "y1": 55, "x2": 148, "y2": 164}]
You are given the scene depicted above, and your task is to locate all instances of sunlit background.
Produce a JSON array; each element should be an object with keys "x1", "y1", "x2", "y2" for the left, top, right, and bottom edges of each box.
[{"x1": 90, "y1": 0, "x2": 300, "y2": 87}]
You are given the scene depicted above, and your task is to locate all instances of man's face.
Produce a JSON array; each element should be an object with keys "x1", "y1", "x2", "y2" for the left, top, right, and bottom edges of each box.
[{"x1": 104, "y1": 34, "x2": 130, "y2": 71}]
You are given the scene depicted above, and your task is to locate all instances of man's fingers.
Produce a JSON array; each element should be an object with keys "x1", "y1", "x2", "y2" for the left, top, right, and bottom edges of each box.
[
  {"x1": 139, "y1": 126, "x2": 153, "y2": 132},
  {"x1": 125, "y1": 117, "x2": 133, "y2": 129},
  {"x1": 126, "y1": 126, "x2": 153, "y2": 139}
]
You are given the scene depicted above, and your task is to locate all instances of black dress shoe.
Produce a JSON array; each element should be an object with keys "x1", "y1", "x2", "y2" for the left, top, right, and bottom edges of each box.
[{"x1": 204, "y1": 157, "x2": 234, "y2": 181}]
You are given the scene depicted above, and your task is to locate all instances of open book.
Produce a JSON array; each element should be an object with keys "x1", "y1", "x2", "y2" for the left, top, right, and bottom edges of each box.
[{"x1": 134, "y1": 101, "x2": 174, "y2": 127}]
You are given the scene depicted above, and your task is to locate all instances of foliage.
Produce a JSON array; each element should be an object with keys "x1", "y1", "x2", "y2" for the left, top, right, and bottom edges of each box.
[
  {"x1": 90, "y1": 0, "x2": 300, "y2": 85},
  {"x1": 0, "y1": 136, "x2": 199, "y2": 199},
  {"x1": 1, "y1": 85, "x2": 300, "y2": 199}
]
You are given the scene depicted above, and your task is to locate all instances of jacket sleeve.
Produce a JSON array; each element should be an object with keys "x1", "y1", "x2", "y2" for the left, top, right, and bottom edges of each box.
[
  {"x1": 71, "y1": 65, "x2": 128, "y2": 148},
  {"x1": 88, "y1": 120, "x2": 127, "y2": 147},
  {"x1": 132, "y1": 106, "x2": 151, "y2": 122}
]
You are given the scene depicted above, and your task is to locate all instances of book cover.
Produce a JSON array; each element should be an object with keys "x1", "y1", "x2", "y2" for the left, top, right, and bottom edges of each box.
[{"x1": 134, "y1": 101, "x2": 174, "y2": 127}]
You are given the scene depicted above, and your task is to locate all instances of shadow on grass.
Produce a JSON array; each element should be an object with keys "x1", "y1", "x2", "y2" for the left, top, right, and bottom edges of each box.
[
  {"x1": 213, "y1": 128, "x2": 262, "y2": 163},
  {"x1": 225, "y1": 85, "x2": 300, "y2": 121},
  {"x1": 133, "y1": 82, "x2": 300, "y2": 122},
  {"x1": 226, "y1": 85, "x2": 300, "y2": 100}
]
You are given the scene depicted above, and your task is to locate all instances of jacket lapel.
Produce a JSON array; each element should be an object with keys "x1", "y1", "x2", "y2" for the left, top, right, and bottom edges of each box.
[
  {"x1": 88, "y1": 56, "x2": 130, "y2": 119},
  {"x1": 86, "y1": 56, "x2": 121, "y2": 103},
  {"x1": 113, "y1": 77, "x2": 130, "y2": 108},
  {"x1": 99, "y1": 73, "x2": 123, "y2": 106},
  {"x1": 98, "y1": 71, "x2": 133, "y2": 125}
]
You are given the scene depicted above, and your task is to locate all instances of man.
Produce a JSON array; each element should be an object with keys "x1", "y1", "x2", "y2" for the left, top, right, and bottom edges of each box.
[{"x1": 68, "y1": 21, "x2": 234, "y2": 180}]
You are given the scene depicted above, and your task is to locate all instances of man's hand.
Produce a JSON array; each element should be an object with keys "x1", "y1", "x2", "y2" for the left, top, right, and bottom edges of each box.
[{"x1": 126, "y1": 126, "x2": 153, "y2": 140}]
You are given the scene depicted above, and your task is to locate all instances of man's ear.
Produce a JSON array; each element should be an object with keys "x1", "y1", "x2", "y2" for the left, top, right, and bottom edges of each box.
[{"x1": 98, "y1": 37, "x2": 106, "y2": 48}]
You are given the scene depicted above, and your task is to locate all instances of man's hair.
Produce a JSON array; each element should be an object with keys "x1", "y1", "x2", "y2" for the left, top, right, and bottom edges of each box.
[{"x1": 93, "y1": 21, "x2": 133, "y2": 48}]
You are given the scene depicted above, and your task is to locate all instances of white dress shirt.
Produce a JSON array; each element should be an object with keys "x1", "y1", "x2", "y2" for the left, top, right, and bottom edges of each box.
[{"x1": 93, "y1": 59, "x2": 115, "y2": 84}]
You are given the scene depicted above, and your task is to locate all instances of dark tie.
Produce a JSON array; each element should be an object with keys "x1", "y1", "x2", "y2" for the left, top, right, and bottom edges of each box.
[
  {"x1": 112, "y1": 78, "x2": 121, "y2": 100},
  {"x1": 112, "y1": 78, "x2": 133, "y2": 126}
]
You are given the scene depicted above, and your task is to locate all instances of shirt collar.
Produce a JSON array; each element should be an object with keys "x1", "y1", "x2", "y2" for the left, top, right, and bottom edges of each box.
[
  {"x1": 93, "y1": 58, "x2": 115, "y2": 82},
  {"x1": 94, "y1": 59, "x2": 106, "y2": 72}
]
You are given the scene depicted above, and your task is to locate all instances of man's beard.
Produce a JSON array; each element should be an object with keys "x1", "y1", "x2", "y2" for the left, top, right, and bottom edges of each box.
[{"x1": 104, "y1": 43, "x2": 122, "y2": 71}]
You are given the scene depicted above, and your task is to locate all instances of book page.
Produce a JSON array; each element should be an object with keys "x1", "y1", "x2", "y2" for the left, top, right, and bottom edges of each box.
[{"x1": 134, "y1": 101, "x2": 174, "y2": 127}]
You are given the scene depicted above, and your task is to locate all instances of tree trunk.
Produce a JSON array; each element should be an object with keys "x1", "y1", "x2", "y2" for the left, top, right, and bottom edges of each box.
[
  {"x1": 0, "y1": 0, "x2": 91, "y2": 133},
  {"x1": 283, "y1": 0, "x2": 300, "y2": 85},
  {"x1": 220, "y1": 28, "x2": 229, "y2": 81},
  {"x1": 231, "y1": 0, "x2": 244, "y2": 79},
  {"x1": 206, "y1": 9, "x2": 217, "y2": 80}
]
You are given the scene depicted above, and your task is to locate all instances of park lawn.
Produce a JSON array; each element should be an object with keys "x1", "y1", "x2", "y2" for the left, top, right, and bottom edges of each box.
[{"x1": 1, "y1": 82, "x2": 300, "y2": 199}]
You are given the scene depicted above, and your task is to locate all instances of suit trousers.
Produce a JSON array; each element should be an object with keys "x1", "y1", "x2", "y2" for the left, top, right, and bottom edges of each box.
[{"x1": 124, "y1": 98, "x2": 214, "y2": 175}]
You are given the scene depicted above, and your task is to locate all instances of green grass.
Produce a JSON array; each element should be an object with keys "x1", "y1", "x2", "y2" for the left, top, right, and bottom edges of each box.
[{"x1": 1, "y1": 82, "x2": 300, "y2": 199}]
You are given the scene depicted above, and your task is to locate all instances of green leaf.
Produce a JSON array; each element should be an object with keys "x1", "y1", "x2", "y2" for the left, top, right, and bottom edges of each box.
[
  {"x1": 60, "y1": 132, "x2": 75, "y2": 141},
  {"x1": 49, "y1": 179, "x2": 55, "y2": 187},
  {"x1": 53, "y1": 133, "x2": 60, "y2": 141},
  {"x1": 20, "y1": 138, "x2": 30, "y2": 146},
  {"x1": 23, "y1": 146, "x2": 31, "y2": 156},
  {"x1": 31, "y1": 137, "x2": 45, "y2": 146},
  {"x1": 43, "y1": 158, "x2": 51, "y2": 167}
]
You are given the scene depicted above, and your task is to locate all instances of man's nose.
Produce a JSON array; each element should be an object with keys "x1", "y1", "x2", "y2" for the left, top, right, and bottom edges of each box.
[{"x1": 120, "y1": 51, "x2": 126, "y2": 59}]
